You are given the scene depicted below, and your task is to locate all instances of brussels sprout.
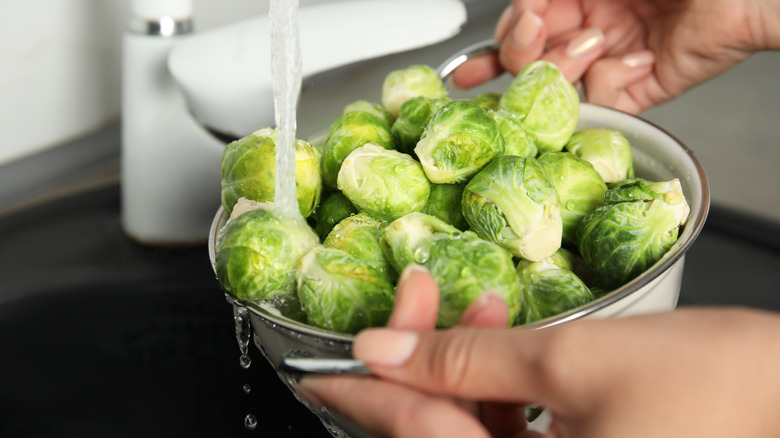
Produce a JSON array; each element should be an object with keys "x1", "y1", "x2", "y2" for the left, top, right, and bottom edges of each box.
[
  {"x1": 337, "y1": 143, "x2": 431, "y2": 222},
  {"x1": 221, "y1": 128, "x2": 323, "y2": 217},
  {"x1": 381, "y1": 64, "x2": 448, "y2": 118},
  {"x1": 470, "y1": 92, "x2": 502, "y2": 111},
  {"x1": 215, "y1": 200, "x2": 319, "y2": 319},
  {"x1": 311, "y1": 191, "x2": 357, "y2": 241},
  {"x1": 548, "y1": 246, "x2": 596, "y2": 287},
  {"x1": 423, "y1": 182, "x2": 469, "y2": 230},
  {"x1": 415, "y1": 100, "x2": 504, "y2": 184},
  {"x1": 538, "y1": 152, "x2": 607, "y2": 245},
  {"x1": 323, "y1": 213, "x2": 396, "y2": 282},
  {"x1": 490, "y1": 109, "x2": 538, "y2": 158},
  {"x1": 391, "y1": 96, "x2": 449, "y2": 155},
  {"x1": 462, "y1": 155, "x2": 562, "y2": 261},
  {"x1": 577, "y1": 199, "x2": 682, "y2": 290},
  {"x1": 499, "y1": 61, "x2": 579, "y2": 153},
  {"x1": 320, "y1": 111, "x2": 395, "y2": 187},
  {"x1": 424, "y1": 231, "x2": 522, "y2": 328},
  {"x1": 605, "y1": 178, "x2": 690, "y2": 226},
  {"x1": 565, "y1": 128, "x2": 634, "y2": 183},
  {"x1": 380, "y1": 212, "x2": 460, "y2": 273},
  {"x1": 343, "y1": 99, "x2": 395, "y2": 127},
  {"x1": 296, "y1": 247, "x2": 395, "y2": 334},
  {"x1": 516, "y1": 252, "x2": 595, "y2": 324}
]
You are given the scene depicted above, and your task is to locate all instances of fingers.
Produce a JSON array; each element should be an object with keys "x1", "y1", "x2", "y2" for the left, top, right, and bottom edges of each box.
[
  {"x1": 541, "y1": 27, "x2": 605, "y2": 83},
  {"x1": 582, "y1": 50, "x2": 656, "y2": 114},
  {"x1": 496, "y1": 9, "x2": 548, "y2": 76},
  {"x1": 297, "y1": 375, "x2": 492, "y2": 438},
  {"x1": 387, "y1": 265, "x2": 440, "y2": 330},
  {"x1": 351, "y1": 327, "x2": 555, "y2": 405},
  {"x1": 449, "y1": 55, "x2": 503, "y2": 90}
]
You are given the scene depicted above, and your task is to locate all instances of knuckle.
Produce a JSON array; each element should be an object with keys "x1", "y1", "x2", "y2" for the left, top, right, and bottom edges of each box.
[
  {"x1": 530, "y1": 325, "x2": 585, "y2": 396},
  {"x1": 426, "y1": 330, "x2": 482, "y2": 394}
]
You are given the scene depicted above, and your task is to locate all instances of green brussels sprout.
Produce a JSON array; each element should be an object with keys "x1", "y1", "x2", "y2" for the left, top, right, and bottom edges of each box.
[
  {"x1": 424, "y1": 231, "x2": 523, "y2": 328},
  {"x1": 381, "y1": 64, "x2": 448, "y2": 118},
  {"x1": 423, "y1": 182, "x2": 469, "y2": 231},
  {"x1": 215, "y1": 200, "x2": 319, "y2": 319},
  {"x1": 311, "y1": 191, "x2": 357, "y2": 241},
  {"x1": 538, "y1": 152, "x2": 607, "y2": 245},
  {"x1": 516, "y1": 251, "x2": 595, "y2": 324},
  {"x1": 296, "y1": 246, "x2": 395, "y2": 334},
  {"x1": 605, "y1": 178, "x2": 690, "y2": 226},
  {"x1": 462, "y1": 155, "x2": 562, "y2": 261},
  {"x1": 499, "y1": 61, "x2": 580, "y2": 153},
  {"x1": 415, "y1": 100, "x2": 504, "y2": 184},
  {"x1": 565, "y1": 128, "x2": 635, "y2": 183},
  {"x1": 337, "y1": 143, "x2": 431, "y2": 222},
  {"x1": 221, "y1": 128, "x2": 323, "y2": 217},
  {"x1": 576, "y1": 199, "x2": 682, "y2": 290},
  {"x1": 323, "y1": 213, "x2": 396, "y2": 282},
  {"x1": 380, "y1": 212, "x2": 461, "y2": 273},
  {"x1": 470, "y1": 92, "x2": 502, "y2": 111},
  {"x1": 343, "y1": 99, "x2": 395, "y2": 128},
  {"x1": 391, "y1": 96, "x2": 449, "y2": 155},
  {"x1": 490, "y1": 109, "x2": 538, "y2": 158},
  {"x1": 320, "y1": 111, "x2": 395, "y2": 187},
  {"x1": 547, "y1": 246, "x2": 596, "y2": 287}
]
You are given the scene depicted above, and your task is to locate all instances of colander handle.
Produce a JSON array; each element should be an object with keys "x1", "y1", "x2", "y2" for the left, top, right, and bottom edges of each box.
[{"x1": 436, "y1": 39, "x2": 501, "y2": 81}]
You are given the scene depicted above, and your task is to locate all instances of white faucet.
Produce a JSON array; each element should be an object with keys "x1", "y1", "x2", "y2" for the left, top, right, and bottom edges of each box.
[{"x1": 121, "y1": 0, "x2": 467, "y2": 245}]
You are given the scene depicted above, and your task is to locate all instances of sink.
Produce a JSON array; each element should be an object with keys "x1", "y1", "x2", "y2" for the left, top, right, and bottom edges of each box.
[{"x1": 0, "y1": 185, "x2": 329, "y2": 437}]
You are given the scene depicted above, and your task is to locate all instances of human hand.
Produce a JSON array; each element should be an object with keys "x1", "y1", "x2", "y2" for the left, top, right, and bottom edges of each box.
[
  {"x1": 452, "y1": 0, "x2": 779, "y2": 114},
  {"x1": 298, "y1": 267, "x2": 780, "y2": 437}
]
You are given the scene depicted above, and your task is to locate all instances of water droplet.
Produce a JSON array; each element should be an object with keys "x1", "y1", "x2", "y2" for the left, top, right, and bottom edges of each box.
[
  {"x1": 244, "y1": 414, "x2": 258, "y2": 431},
  {"x1": 243, "y1": 383, "x2": 252, "y2": 394},
  {"x1": 234, "y1": 306, "x2": 253, "y2": 370},
  {"x1": 559, "y1": 175, "x2": 566, "y2": 181},
  {"x1": 566, "y1": 201, "x2": 576, "y2": 211}
]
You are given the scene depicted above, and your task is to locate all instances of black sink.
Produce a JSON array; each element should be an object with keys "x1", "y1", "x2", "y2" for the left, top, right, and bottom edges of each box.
[
  {"x1": 0, "y1": 186, "x2": 328, "y2": 437},
  {"x1": 1, "y1": 183, "x2": 779, "y2": 438}
]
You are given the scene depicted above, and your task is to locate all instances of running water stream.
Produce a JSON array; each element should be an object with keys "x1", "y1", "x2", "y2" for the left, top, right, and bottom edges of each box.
[
  {"x1": 234, "y1": 0, "x2": 303, "y2": 431},
  {"x1": 270, "y1": 0, "x2": 303, "y2": 219}
]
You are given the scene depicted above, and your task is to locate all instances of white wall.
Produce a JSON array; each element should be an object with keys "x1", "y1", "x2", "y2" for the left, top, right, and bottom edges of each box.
[{"x1": 0, "y1": 0, "x2": 318, "y2": 165}]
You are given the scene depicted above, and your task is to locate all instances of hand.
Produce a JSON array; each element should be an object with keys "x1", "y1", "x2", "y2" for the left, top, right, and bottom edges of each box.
[
  {"x1": 298, "y1": 267, "x2": 780, "y2": 437},
  {"x1": 452, "y1": 0, "x2": 779, "y2": 114}
]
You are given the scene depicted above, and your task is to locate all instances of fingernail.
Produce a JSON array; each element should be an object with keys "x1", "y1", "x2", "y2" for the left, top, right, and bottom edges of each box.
[
  {"x1": 494, "y1": 5, "x2": 515, "y2": 40},
  {"x1": 353, "y1": 329, "x2": 418, "y2": 367},
  {"x1": 460, "y1": 290, "x2": 503, "y2": 324},
  {"x1": 398, "y1": 264, "x2": 429, "y2": 286},
  {"x1": 511, "y1": 10, "x2": 543, "y2": 50},
  {"x1": 622, "y1": 50, "x2": 655, "y2": 68},
  {"x1": 565, "y1": 27, "x2": 605, "y2": 58}
]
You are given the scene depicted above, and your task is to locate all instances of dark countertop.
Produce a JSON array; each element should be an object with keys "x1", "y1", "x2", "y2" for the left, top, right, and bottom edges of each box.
[{"x1": 1, "y1": 180, "x2": 779, "y2": 437}]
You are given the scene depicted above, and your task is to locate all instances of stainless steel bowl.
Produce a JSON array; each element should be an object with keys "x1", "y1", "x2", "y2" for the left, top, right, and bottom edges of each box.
[{"x1": 207, "y1": 41, "x2": 710, "y2": 437}]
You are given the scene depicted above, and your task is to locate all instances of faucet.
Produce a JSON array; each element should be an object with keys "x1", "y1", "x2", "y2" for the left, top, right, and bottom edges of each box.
[{"x1": 121, "y1": 0, "x2": 467, "y2": 245}]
